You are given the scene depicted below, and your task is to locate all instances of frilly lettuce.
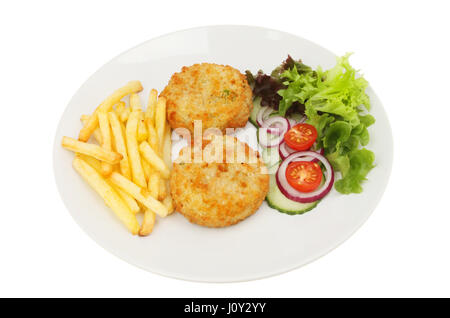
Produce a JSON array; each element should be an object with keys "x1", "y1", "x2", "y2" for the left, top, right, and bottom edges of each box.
[
  {"x1": 275, "y1": 53, "x2": 375, "y2": 194},
  {"x1": 334, "y1": 149, "x2": 375, "y2": 194}
]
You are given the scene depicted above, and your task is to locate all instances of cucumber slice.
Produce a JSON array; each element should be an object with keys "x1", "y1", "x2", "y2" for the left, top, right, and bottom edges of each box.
[
  {"x1": 266, "y1": 175, "x2": 319, "y2": 215},
  {"x1": 249, "y1": 97, "x2": 262, "y2": 127},
  {"x1": 261, "y1": 147, "x2": 281, "y2": 175}
]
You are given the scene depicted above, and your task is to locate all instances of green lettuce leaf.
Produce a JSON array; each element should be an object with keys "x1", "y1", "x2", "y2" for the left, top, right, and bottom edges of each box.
[
  {"x1": 272, "y1": 53, "x2": 375, "y2": 194},
  {"x1": 305, "y1": 53, "x2": 370, "y2": 127},
  {"x1": 322, "y1": 121, "x2": 352, "y2": 152},
  {"x1": 327, "y1": 151, "x2": 350, "y2": 177},
  {"x1": 334, "y1": 149, "x2": 375, "y2": 194},
  {"x1": 277, "y1": 65, "x2": 319, "y2": 116}
]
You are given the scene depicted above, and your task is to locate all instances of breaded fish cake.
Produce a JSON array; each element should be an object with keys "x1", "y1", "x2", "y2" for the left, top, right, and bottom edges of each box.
[
  {"x1": 170, "y1": 136, "x2": 269, "y2": 227},
  {"x1": 160, "y1": 63, "x2": 253, "y2": 134}
]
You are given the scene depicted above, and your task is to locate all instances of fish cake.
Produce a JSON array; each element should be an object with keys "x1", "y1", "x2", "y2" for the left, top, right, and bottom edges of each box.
[
  {"x1": 161, "y1": 63, "x2": 253, "y2": 134},
  {"x1": 170, "y1": 136, "x2": 269, "y2": 227}
]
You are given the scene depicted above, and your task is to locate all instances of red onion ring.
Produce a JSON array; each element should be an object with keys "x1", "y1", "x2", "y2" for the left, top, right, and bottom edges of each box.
[
  {"x1": 279, "y1": 141, "x2": 296, "y2": 160},
  {"x1": 276, "y1": 151, "x2": 334, "y2": 203},
  {"x1": 258, "y1": 128, "x2": 284, "y2": 148},
  {"x1": 262, "y1": 116, "x2": 290, "y2": 136},
  {"x1": 256, "y1": 106, "x2": 274, "y2": 127},
  {"x1": 279, "y1": 141, "x2": 324, "y2": 161}
]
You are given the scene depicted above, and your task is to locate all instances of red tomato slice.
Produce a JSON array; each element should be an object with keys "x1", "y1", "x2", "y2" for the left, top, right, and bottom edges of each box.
[
  {"x1": 285, "y1": 161, "x2": 323, "y2": 193},
  {"x1": 284, "y1": 123, "x2": 318, "y2": 151}
]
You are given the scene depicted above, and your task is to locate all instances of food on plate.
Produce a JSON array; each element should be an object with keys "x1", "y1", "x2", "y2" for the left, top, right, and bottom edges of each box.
[
  {"x1": 285, "y1": 161, "x2": 322, "y2": 193},
  {"x1": 126, "y1": 108, "x2": 147, "y2": 188},
  {"x1": 108, "y1": 111, "x2": 132, "y2": 179},
  {"x1": 170, "y1": 135, "x2": 269, "y2": 227},
  {"x1": 284, "y1": 123, "x2": 317, "y2": 151},
  {"x1": 97, "y1": 111, "x2": 114, "y2": 176},
  {"x1": 154, "y1": 95, "x2": 166, "y2": 151},
  {"x1": 61, "y1": 82, "x2": 173, "y2": 236},
  {"x1": 108, "y1": 172, "x2": 168, "y2": 217},
  {"x1": 78, "y1": 80, "x2": 143, "y2": 142},
  {"x1": 72, "y1": 157, "x2": 140, "y2": 235},
  {"x1": 80, "y1": 115, "x2": 102, "y2": 144},
  {"x1": 161, "y1": 63, "x2": 252, "y2": 134},
  {"x1": 76, "y1": 153, "x2": 140, "y2": 214},
  {"x1": 139, "y1": 142, "x2": 170, "y2": 179},
  {"x1": 247, "y1": 54, "x2": 375, "y2": 214},
  {"x1": 61, "y1": 136, "x2": 122, "y2": 164},
  {"x1": 62, "y1": 54, "x2": 377, "y2": 235},
  {"x1": 140, "y1": 209, "x2": 156, "y2": 237}
]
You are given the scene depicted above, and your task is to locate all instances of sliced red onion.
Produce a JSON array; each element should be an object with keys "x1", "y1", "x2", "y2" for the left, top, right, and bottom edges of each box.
[
  {"x1": 256, "y1": 106, "x2": 274, "y2": 127},
  {"x1": 262, "y1": 116, "x2": 290, "y2": 136},
  {"x1": 258, "y1": 128, "x2": 284, "y2": 148},
  {"x1": 298, "y1": 116, "x2": 307, "y2": 123},
  {"x1": 279, "y1": 141, "x2": 324, "y2": 161},
  {"x1": 276, "y1": 151, "x2": 334, "y2": 203},
  {"x1": 279, "y1": 141, "x2": 296, "y2": 160}
]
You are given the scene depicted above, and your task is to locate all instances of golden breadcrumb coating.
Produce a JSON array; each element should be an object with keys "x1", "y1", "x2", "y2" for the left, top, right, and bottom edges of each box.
[
  {"x1": 170, "y1": 136, "x2": 269, "y2": 228},
  {"x1": 160, "y1": 63, "x2": 253, "y2": 134}
]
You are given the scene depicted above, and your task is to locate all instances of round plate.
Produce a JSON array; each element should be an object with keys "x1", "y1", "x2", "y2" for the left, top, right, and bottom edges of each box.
[{"x1": 53, "y1": 25, "x2": 393, "y2": 282}]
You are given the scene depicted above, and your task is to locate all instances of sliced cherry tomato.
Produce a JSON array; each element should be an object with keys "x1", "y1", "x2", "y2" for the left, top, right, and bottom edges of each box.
[
  {"x1": 285, "y1": 161, "x2": 323, "y2": 193},
  {"x1": 284, "y1": 123, "x2": 318, "y2": 151}
]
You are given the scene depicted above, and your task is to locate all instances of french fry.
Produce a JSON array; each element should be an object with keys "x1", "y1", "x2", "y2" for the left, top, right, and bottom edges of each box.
[
  {"x1": 137, "y1": 112, "x2": 148, "y2": 142},
  {"x1": 129, "y1": 93, "x2": 142, "y2": 111},
  {"x1": 163, "y1": 123, "x2": 172, "y2": 170},
  {"x1": 155, "y1": 96, "x2": 166, "y2": 153},
  {"x1": 163, "y1": 194, "x2": 174, "y2": 215},
  {"x1": 146, "y1": 120, "x2": 159, "y2": 152},
  {"x1": 141, "y1": 158, "x2": 152, "y2": 182},
  {"x1": 158, "y1": 178, "x2": 167, "y2": 201},
  {"x1": 145, "y1": 89, "x2": 158, "y2": 126},
  {"x1": 81, "y1": 115, "x2": 102, "y2": 144},
  {"x1": 147, "y1": 171, "x2": 160, "y2": 199},
  {"x1": 139, "y1": 141, "x2": 170, "y2": 179},
  {"x1": 126, "y1": 110, "x2": 147, "y2": 187},
  {"x1": 78, "y1": 81, "x2": 143, "y2": 142},
  {"x1": 108, "y1": 111, "x2": 132, "y2": 180},
  {"x1": 62, "y1": 136, "x2": 121, "y2": 164},
  {"x1": 98, "y1": 111, "x2": 113, "y2": 176},
  {"x1": 115, "y1": 101, "x2": 126, "y2": 117},
  {"x1": 75, "y1": 153, "x2": 102, "y2": 171},
  {"x1": 72, "y1": 157, "x2": 139, "y2": 234},
  {"x1": 120, "y1": 107, "x2": 131, "y2": 122},
  {"x1": 115, "y1": 186, "x2": 140, "y2": 215},
  {"x1": 76, "y1": 154, "x2": 139, "y2": 214},
  {"x1": 108, "y1": 172, "x2": 168, "y2": 217},
  {"x1": 139, "y1": 210, "x2": 156, "y2": 236}
]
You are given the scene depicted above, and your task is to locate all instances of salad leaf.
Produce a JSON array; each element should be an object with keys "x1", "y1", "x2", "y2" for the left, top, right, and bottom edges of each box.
[
  {"x1": 359, "y1": 114, "x2": 375, "y2": 127},
  {"x1": 322, "y1": 121, "x2": 352, "y2": 152},
  {"x1": 277, "y1": 65, "x2": 318, "y2": 116},
  {"x1": 246, "y1": 56, "x2": 313, "y2": 115},
  {"x1": 305, "y1": 54, "x2": 370, "y2": 127},
  {"x1": 271, "y1": 55, "x2": 314, "y2": 81},
  {"x1": 246, "y1": 54, "x2": 376, "y2": 194},
  {"x1": 327, "y1": 151, "x2": 350, "y2": 177},
  {"x1": 251, "y1": 71, "x2": 285, "y2": 108},
  {"x1": 334, "y1": 149, "x2": 375, "y2": 194},
  {"x1": 277, "y1": 54, "x2": 375, "y2": 194}
]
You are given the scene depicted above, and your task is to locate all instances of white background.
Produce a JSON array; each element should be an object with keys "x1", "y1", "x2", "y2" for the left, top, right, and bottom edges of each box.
[{"x1": 1, "y1": 0, "x2": 449, "y2": 297}]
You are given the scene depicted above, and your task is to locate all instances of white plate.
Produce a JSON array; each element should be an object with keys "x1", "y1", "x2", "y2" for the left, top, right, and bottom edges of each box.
[{"x1": 53, "y1": 25, "x2": 393, "y2": 282}]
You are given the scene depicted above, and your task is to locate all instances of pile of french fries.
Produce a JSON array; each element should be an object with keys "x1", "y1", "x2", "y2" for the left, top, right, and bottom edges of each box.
[{"x1": 61, "y1": 80, "x2": 173, "y2": 236}]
